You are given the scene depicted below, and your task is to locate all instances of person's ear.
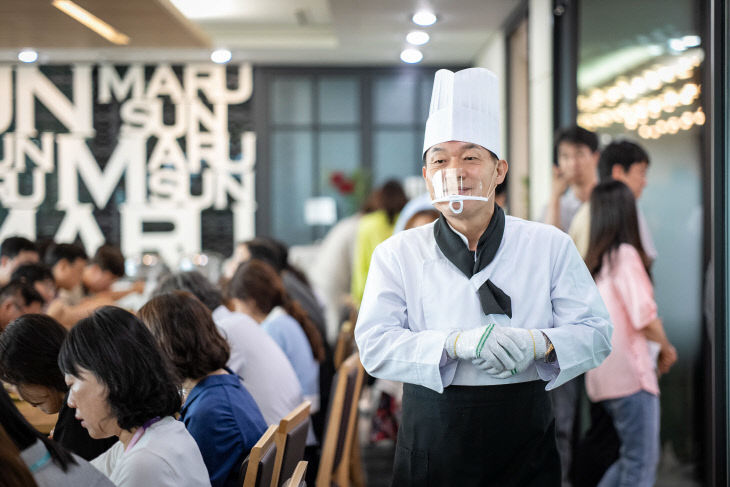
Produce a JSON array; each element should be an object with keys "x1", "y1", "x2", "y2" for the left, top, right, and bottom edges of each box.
[
  {"x1": 496, "y1": 159, "x2": 509, "y2": 184},
  {"x1": 611, "y1": 164, "x2": 626, "y2": 181}
]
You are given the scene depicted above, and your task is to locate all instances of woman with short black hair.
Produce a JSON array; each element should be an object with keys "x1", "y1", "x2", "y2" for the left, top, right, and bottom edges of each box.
[
  {"x1": 0, "y1": 387, "x2": 113, "y2": 486},
  {"x1": 58, "y1": 306, "x2": 210, "y2": 487},
  {"x1": 0, "y1": 314, "x2": 115, "y2": 460},
  {"x1": 139, "y1": 291, "x2": 267, "y2": 487}
]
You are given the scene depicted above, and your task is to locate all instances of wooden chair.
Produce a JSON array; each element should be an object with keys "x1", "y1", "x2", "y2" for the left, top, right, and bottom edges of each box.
[
  {"x1": 315, "y1": 353, "x2": 365, "y2": 487},
  {"x1": 282, "y1": 461, "x2": 307, "y2": 487},
  {"x1": 242, "y1": 425, "x2": 278, "y2": 487},
  {"x1": 333, "y1": 320, "x2": 355, "y2": 369},
  {"x1": 271, "y1": 401, "x2": 311, "y2": 487}
]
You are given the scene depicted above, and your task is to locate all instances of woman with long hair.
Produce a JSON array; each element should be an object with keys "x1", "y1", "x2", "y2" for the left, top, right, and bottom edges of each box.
[
  {"x1": 228, "y1": 259, "x2": 323, "y2": 411},
  {"x1": 139, "y1": 291, "x2": 267, "y2": 487},
  {"x1": 58, "y1": 306, "x2": 210, "y2": 487},
  {"x1": 584, "y1": 180, "x2": 677, "y2": 487}
]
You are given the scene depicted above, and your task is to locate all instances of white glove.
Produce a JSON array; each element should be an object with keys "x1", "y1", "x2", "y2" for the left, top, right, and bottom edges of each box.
[
  {"x1": 445, "y1": 324, "x2": 526, "y2": 374},
  {"x1": 472, "y1": 328, "x2": 547, "y2": 378}
]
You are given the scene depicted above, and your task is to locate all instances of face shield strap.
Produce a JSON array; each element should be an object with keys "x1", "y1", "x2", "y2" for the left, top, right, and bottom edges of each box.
[{"x1": 430, "y1": 163, "x2": 500, "y2": 215}]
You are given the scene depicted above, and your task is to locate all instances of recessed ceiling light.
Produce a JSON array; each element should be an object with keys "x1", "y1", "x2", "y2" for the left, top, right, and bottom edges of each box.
[
  {"x1": 18, "y1": 49, "x2": 38, "y2": 63},
  {"x1": 211, "y1": 49, "x2": 232, "y2": 64},
  {"x1": 52, "y1": 0, "x2": 130, "y2": 45},
  {"x1": 400, "y1": 48, "x2": 423, "y2": 64},
  {"x1": 406, "y1": 31, "x2": 430, "y2": 46},
  {"x1": 412, "y1": 11, "x2": 437, "y2": 26}
]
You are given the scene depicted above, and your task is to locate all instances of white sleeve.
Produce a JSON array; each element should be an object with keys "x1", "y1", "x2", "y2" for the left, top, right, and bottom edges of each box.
[
  {"x1": 539, "y1": 235, "x2": 613, "y2": 390},
  {"x1": 354, "y1": 244, "x2": 457, "y2": 393}
]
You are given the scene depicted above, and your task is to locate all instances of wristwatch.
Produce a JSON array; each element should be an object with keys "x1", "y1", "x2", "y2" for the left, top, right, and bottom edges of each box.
[{"x1": 543, "y1": 335, "x2": 557, "y2": 363}]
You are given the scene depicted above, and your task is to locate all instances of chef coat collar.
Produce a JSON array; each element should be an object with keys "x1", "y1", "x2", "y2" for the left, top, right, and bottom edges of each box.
[{"x1": 433, "y1": 205, "x2": 512, "y2": 318}]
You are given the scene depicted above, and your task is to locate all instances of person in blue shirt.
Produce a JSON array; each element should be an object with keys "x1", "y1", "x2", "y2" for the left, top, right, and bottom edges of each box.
[
  {"x1": 139, "y1": 291, "x2": 267, "y2": 487},
  {"x1": 227, "y1": 259, "x2": 324, "y2": 412}
]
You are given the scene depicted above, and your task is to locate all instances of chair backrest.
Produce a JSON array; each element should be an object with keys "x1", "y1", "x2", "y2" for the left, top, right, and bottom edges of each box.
[
  {"x1": 315, "y1": 353, "x2": 365, "y2": 487},
  {"x1": 242, "y1": 424, "x2": 279, "y2": 487},
  {"x1": 272, "y1": 401, "x2": 311, "y2": 487},
  {"x1": 282, "y1": 461, "x2": 308, "y2": 487},
  {"x1": 333, "y1": 321, "x2": 355, "y2": 369}
]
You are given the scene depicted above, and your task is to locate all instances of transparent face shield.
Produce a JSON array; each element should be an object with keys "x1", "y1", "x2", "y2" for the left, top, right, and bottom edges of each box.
[{"x1": 429, "y1": 163, "x2": 499, "y2": 214}]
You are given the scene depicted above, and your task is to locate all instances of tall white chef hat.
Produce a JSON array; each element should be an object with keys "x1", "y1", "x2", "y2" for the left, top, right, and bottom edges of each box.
[{"x1": 422, "y1": 68, "x2": 500, "y2": 159}]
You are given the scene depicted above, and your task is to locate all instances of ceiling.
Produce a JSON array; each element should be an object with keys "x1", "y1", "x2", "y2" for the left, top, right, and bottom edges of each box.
[{"x1": 0, "y1": 0, "x2": 521, "y2": 65}]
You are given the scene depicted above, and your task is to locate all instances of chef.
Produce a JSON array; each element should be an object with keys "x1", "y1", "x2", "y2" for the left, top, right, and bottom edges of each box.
[{"x1": 354, "y1": 67, "x2": 613, "y2": 486}]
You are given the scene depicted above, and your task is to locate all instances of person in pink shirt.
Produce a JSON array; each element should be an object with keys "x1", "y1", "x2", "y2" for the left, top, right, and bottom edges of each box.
[{"x1": 584, "y1": 180, "x2": 677, "y2": 487}]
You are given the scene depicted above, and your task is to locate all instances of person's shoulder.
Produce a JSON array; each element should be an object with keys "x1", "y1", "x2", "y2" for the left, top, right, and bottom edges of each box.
[
  {"x1": 505, "y1": 215, "x2": 571, "y2": 243},
  {"x1": 374, "y1": 220, "x2": 436, "y2": 257},
  {"x1": 615, "y1": 243, "x2": 644, "y2": 265}
]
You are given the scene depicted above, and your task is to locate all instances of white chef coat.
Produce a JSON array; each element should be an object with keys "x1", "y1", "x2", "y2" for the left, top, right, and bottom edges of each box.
[{"x1": 355, "y1": 215, "x2": 612, "y2": 393}]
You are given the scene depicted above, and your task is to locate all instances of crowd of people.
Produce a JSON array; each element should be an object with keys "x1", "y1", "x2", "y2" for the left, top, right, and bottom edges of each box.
[{"x1": 0, "y1": 70, "x2": 677, "y2": 487}]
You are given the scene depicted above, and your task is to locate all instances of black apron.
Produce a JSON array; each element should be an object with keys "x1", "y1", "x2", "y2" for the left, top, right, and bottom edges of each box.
[{"x1": 392, "y1": 381, "x2": 561, "y2": 487}]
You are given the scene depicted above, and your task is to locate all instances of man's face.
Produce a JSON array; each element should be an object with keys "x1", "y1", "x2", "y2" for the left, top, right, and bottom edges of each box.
[
  {"x1": 557, "y1": 142, "x2": 599, "y2": 185},
  {"x1": 0, "y1": 295, "x2": 43, "y2": 330},
  {"x1": 53, "y1": 258, "x2": 86, "y2": 290},
  {"x1": 422, "y1": 141, "x2": 507, "y2": 219},
  {"x1": 83, "y1": 265, "x2": 117, "y2": 294},
  {"x1": 613, "y1": 161, "x2": 648, "y2": 199}
]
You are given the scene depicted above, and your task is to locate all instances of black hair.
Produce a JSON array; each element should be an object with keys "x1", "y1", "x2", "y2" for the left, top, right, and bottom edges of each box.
[
  {"x1": 91, "y1": 244, "x2": 125, "y2": 277},
  {"x1": 584, "y1": 180, "x2": 651, "y2": 278},
  {"x1": 152, "y1": 271, "x2": 223, "y2": 312},
  {"x1": 44, "y1": 243, "x2": 87, "y2": 269},
  {"x1": 0, "y1": 314, "x2": 68, "y2": 392},
  {"x1": 244, "y1": 237, "x2": 312, "y2": 287},
  {"x1": 58, "y1": 306, "x2": 182, "y2": 431},
  {"x1": 0, "y1": 281, "x2": 44, "y2": 308},
  {"x1": 10, "y1": 263, "x2": 54, "y2": 286},
  {"x1": 0, "y1": 387, "x2": 76, "y2": 471},
  {"x1": 380, "y1": 180, "x2": 408, "y2": 224},
  {"x1": 598, "y1": 140, "x2": 650, "y2": 181},
  {"x1": 1, "y1": 237, "x2": 37, "y2": 259},
  {"x1": 553, "y1": 126, "x2": 599, "y2": 166}
]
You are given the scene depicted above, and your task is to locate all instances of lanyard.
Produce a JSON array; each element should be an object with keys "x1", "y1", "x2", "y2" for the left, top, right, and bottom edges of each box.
[
  {"x1": 124, "y1": 417, "x2": 161, "y2": 453},
  {"x1": 29, "y1": 450, "x2": 52, "y2": 473}
]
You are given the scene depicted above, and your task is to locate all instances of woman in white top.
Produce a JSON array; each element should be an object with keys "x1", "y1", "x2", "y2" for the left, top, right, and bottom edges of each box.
[{"x1": 58, "y1": 306, "x2": 210, "y2": 487}]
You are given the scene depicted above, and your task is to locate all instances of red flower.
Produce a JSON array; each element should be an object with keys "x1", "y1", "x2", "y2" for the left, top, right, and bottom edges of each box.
[{"x1": 339, "y1": 181, "x2": 355, "y2": 194}]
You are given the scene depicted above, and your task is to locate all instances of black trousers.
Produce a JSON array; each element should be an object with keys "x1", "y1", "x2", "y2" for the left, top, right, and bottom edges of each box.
[{"x1": 392, "y1": 381, "x2": 561, "y2": 487}]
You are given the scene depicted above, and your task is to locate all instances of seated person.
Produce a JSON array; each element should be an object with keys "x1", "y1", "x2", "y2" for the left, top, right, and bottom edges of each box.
[
  {"x1": 58, "y1": 306, "x2": 210, "y2": 487},
  {"x1": 228, "y1": 260, "x2": 323, "y2": 412},
  {"x1": 0, "y1": 387, "x2": 113, "y2": 487},
  {"x1": 82, "y1": 244, "x2": 144, "y2": 300},
  {"x1": 152, "y1": 271, "x2": 305, "y2": 427},
  {"x1": 11, "y1": 263, "x2": 57, "y2": 308},
  {"x1": 0, "y1": 237, "x2": 39, "y2": 287},
  {"x1": 0, "y1": 314, "x2": 116, "y2": 460},
  {"x1": 139, "y1": 291, "x2": 267, "y2": 487},
  {"x1": 0, "y1": 281, "x2": 44, "y2": 330},
  {"x1": 44, "y1": 244, "x2": 87, "y2": 306}
]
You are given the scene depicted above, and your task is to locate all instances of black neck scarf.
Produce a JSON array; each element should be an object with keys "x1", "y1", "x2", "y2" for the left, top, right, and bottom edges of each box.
[{"x1": 433, "y1": 205, "x2": 512, "y2": 318}]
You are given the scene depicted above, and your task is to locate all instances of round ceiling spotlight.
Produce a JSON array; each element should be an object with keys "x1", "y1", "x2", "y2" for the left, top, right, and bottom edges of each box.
[
  {"x1": 18, "y1": 49, "x2": 38, "y2": 63},
  {"x1": 406, "y1": 31, "x2": 430, "y2": 46},
  {"x1": 210, "y1": 48, "x2": 232, "y2": 64},
  {"x1": 400, "y1": 48, "x2": 423, "y2": 64},
  {"x1": 412, "y1": 11, "x2": 437, "y2": 26}
]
